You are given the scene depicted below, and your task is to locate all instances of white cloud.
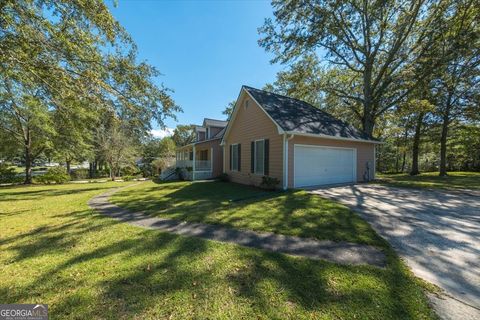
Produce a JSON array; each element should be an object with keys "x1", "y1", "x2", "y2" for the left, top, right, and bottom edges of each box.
[{"x1": 150, "y1": 127, "x2": 174, "y2": 139}]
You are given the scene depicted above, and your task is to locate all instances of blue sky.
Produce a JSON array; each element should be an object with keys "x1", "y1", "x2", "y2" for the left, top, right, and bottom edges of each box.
[{"x1": 108, "y1": 0, "x2": 282, "y2": 137}]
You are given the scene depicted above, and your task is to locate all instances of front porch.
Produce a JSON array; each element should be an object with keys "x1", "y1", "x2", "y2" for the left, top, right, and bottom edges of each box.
[{"x1": 176, "y1": 145, "x2": 214, "y2": 180}]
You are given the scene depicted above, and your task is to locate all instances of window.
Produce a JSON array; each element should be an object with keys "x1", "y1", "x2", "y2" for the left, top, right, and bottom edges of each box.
[
  {"x1": 244, "y1": 99, "x2": 249, "y2": 109},
  {"x1": 199, "y1": 150, "x2": 208, "y2": 161},
  {"x1": 231, "y1": 144, "x2": 239, "y2": 171},
  {"x1": 254, "y1": 140, "x2": 265, "y2": 175}
]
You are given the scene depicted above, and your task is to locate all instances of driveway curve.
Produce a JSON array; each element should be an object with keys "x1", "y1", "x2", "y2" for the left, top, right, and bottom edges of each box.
[{"x1": 311, "y1": 184, "x2": 480, "y2": 320}]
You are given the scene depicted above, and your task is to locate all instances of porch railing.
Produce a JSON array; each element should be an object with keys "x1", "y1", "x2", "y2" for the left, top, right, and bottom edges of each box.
[{"x1": 176, "y1": 160, "x2": 211, "y2": 171}]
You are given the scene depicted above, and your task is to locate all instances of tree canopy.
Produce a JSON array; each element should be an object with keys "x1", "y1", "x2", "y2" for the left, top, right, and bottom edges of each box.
[{"x1": 0, "y1": 0, "x2": 180, "y2": 183}]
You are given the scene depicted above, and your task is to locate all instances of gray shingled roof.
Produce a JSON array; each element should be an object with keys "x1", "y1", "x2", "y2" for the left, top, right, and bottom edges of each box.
[{"x1": 243, "y1": 86, "x2": 375, "y2": 141}]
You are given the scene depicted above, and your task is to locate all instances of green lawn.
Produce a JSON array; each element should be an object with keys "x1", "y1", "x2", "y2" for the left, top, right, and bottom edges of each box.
[
  {"x1": 112, "y1": 181, "x2": 383, "y2": 246},
  {"x1": 377, "y1": 171, "x2": 480, "y2": 190},
  {"x1": 0, "y1": 182, "x2": 435, "y2": 319}
]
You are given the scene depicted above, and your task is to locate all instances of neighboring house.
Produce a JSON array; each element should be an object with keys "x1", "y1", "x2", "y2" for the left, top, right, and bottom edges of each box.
[
  {"x1": 175, "y1": 118, "x2": 227, "y2": 180},
  {"x1": 221, "y1": 86, "x2": 381, "y2": 189}
]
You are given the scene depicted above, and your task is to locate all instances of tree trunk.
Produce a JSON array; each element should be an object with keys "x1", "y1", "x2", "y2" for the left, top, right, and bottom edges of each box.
[
  {"x1": 439, "y1": 106, "x2": 451, "y2": 177},
  {"x1": 66, "y1": 160, "x2": 71, "y2": 175},
  {"x1": 401, "y1": 152, "x2": 406, "y2": 173},
  {"x1": 24, "y1": 130, "x2": 32, "y2": 184},
  {"x1": 109, "y1": 163, "x2": 115, "y2": 181},
  {"x1": 395, "y1": 139, "x2": 400, "y2": 173},
  {"x1": 401, "y1": 127, "x2": 408, "y2": 172},
  {"x1": 410, "y1": 112, "x2": 425, "y2": 176},
  {"x1": 362, "y1": 113, "x2": 375, "y2": 138},
  {"x1": 89, "y1": 162, "x2": 94, "y2": 179}
]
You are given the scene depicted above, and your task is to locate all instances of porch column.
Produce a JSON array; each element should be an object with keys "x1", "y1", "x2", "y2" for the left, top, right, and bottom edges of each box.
[
  {"x1": 210, "y1": 147, "x2": 213, "y2": 171},
  {"x1": 192, "y1": 145, "x2": 196, "y2": 180}
]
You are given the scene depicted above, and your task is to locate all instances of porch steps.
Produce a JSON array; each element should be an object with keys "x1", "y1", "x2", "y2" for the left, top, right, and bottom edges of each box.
[{"x1": 160, "y1": 166, "x2": 177, "y2": 181}]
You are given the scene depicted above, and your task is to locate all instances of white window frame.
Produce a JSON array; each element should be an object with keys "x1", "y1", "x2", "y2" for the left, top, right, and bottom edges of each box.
[
  {"x1": 254, "y1": 139, "x2": 265, "y2": 175},
  {"x1": 231, "y1": 143, "x2": 239, "y2": 172}
]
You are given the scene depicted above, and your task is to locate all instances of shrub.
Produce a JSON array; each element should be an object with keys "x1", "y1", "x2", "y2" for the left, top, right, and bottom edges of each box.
[
  {"x1": 122, "y1": 175, "x2": 134, "y2": 181},
  {"x1": 218, "y1": 173, "x2": 229, "y2": 182},
  {"x1": 35, "y1": 166, "x2": 70, "y2": 184},
  {"x1": 0, "y1": 163, "x2": 20, "y2": 183},
  {"x1": 260, "y1": 176, "x2": 280, "y2": 190},
  {"x1": 71, "y1": 168, "x2": 89, "y2": 180},
  {"x1": 121, "y1": 165, "x2": 140, "y2": 176}
]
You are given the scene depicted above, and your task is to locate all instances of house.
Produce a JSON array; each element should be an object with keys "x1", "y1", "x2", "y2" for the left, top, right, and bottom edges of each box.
[
  {"x1": 175, "y1": 86, "x2": 380, "y2": 189},
  {"x1": 221, "y1": 86, "x2": 381, "y2": 189},
  {"x1": 175, "y1": 118, "x2": 227, "y2": 180}
]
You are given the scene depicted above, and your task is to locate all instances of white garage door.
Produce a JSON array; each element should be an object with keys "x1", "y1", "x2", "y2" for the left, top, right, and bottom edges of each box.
[{"x1": 294, "y1": 145, "x2": 356, "y2": 187}]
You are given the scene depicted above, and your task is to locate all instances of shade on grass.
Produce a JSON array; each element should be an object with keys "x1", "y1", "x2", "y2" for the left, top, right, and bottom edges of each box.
[
  {"x1": 111, "y1": 181, "x2": 384, "y2": 246},
  {"x1": 0, "y1": 182, "x2": 435, "y2": 319},
  {"x1": 377, "y1": 171, "x2": 480, "y2": 190}
]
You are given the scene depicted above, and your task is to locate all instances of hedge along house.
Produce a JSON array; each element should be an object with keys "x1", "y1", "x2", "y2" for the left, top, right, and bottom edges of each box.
[
  {"x1": 221, "y1": 86, "x2": 382, "y2": 190},
  {"x1": 176, "y1": 118, "x2": 227, "y2": 180}
]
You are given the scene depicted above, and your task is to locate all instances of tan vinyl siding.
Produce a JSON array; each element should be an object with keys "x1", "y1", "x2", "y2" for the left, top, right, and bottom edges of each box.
[
  {"x1": 287, "y1": 136, "x2": 375, "y2": 188},
  {"x1": 194, "y1": 139, "x2": 223, "y2": 178},
  {"x1": 224, "y1": 92, "x2": 284, "y2": 187}
]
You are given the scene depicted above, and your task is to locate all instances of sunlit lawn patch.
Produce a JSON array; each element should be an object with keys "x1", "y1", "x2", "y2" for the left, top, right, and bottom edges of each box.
[{"x1": 0, "y1": 182, "x2": 435, "y2": 319}]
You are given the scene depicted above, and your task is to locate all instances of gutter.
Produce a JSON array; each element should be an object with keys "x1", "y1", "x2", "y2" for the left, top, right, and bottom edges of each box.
[{"x1": 284, "y1": 131, "x2": 383, "y2": 144}]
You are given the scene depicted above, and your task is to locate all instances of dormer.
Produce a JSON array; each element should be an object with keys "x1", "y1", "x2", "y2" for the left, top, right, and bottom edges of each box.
[
  {"x1": 195, "y1": 126, "x2": 206, "y2": 142},
  {"x1": 202, "y1": 118, "x2": 228, "y2": 139}
]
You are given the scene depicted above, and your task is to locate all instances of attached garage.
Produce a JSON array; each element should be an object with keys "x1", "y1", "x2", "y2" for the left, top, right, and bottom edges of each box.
[
  {"x1": 293, "y1": 145, "x2": 356, "y2": 188},
  {"x1": 222, "y1": 86, "x2": 380, "y2": 190}
]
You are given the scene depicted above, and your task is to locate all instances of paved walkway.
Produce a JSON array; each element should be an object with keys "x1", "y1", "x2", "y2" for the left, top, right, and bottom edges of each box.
[
  {"x1": 310, "y1": 184, "x2": 480, "y2": 320},
  {"x1": 88, "y1": 185, "x2": 385, "y2": 267}
]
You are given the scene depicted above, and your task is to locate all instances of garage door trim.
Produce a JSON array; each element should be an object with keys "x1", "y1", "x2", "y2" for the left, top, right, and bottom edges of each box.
[{"x1": 293, "y1": 144, "x2": 357, "y2": 188}]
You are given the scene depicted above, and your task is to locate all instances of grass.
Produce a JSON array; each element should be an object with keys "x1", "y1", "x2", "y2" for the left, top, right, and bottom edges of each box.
[
  {"x1": 111, "y1": 181, "x2": 383, "y2": 246},
  {"x1": 377, "y1": 171, "x2": 480, "y2": 190},
  {"x1": 0, "y1": 182, "x2": 436, "y2": 319}
]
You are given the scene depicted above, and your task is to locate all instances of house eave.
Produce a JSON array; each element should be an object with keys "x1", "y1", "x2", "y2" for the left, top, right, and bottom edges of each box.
[{"x1": 284, "y1": 131, "x2": 383, "y2": 144}]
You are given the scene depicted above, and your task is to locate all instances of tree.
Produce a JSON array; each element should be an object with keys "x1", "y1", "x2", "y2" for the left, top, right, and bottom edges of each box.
[
  {"x1": 172, "y1": 125, "x2": 195, "y2": 147},
  {"x1": 0, "y1": 78, "x2": 55, "y2": 183},
  {"x1": 142, "y1": 137, "x2": 176, "y2": 175},
  {"x1": 52, "y1": 99, "x2": 94, "y2": 174},
  {"x1": 97, "y1": 122, "x2": 137, "y2": 181},
  {"x1": 428, "y1": 1, "x2": 480, "y2": 176},
  {"x1": 259, "y1": 0, "x2": 467, "y2": 136},
  {"x1": 264, "y1": 54, "x2": 323, "y2": 107},
  {"x1": 222, "y1": 101, "x2": 236, "y2": 118},
  {"x1": 0, "y1": 1, "x2": 180, "y2": 183}
]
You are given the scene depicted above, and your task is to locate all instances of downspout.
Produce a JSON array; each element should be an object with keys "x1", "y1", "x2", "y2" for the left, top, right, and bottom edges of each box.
[
  {"x1": 222, "y1": 141, "x2": 226, "y2": 173},
  {"x1": 192, "y1": 145, "x2": 196, "y2": 181},
  {"x1": 283, "y1": 134, "x2": 294, "y2": 190}
]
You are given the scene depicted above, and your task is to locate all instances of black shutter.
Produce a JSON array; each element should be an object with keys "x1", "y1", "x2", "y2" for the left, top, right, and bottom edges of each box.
[
  {"x1": 251, "y1": 141, "x2": 255, "y2": 173},
  {"x1": 229, "y1": 145, "x2": 232, "y2": 170},
  {"x1": 264, "y1": 139, "x2": 269, "y2": 176},
  {"x1": 238, "y1": 144, "x2": 241, "y2": 171}
]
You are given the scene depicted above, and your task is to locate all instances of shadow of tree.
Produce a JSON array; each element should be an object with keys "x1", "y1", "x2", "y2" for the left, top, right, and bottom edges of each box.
[
  {"x1": 0, "y1": 182, "x2": 435, "y2": 319},
  {"x1": 112, "y1": 181, "x2": 383, "y2": 246},
  {"x1": 319, "y1": 184, "x2": 480, "y2": 308},
  {"x1": 0, "y1": 212, "x2": 432, "y2": 319}
]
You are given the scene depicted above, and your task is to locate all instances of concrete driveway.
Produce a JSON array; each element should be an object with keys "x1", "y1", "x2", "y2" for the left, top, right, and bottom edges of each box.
[{"x1": 310, "y1": 184, "x2": 480, "y2": 320}]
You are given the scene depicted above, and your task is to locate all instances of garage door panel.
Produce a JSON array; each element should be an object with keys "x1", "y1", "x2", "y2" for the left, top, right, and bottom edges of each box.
[{"x1": 294, "y1": 145, "x2": 356, "y2": 187}]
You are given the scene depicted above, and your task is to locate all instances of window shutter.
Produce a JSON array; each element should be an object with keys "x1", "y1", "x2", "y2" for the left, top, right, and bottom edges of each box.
[
  {"x1": 264, "y1": 139, "x2": 269, "y2": 176},
  {"x1": 238, "y1": 144, "x2": 241, "y2": 171},
  {"x1": 229, "y1": 145, "x2": 232, "y2": 170},
  {"x1": 251, "y1": 141, "x2": 255, "y2": 173}
]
